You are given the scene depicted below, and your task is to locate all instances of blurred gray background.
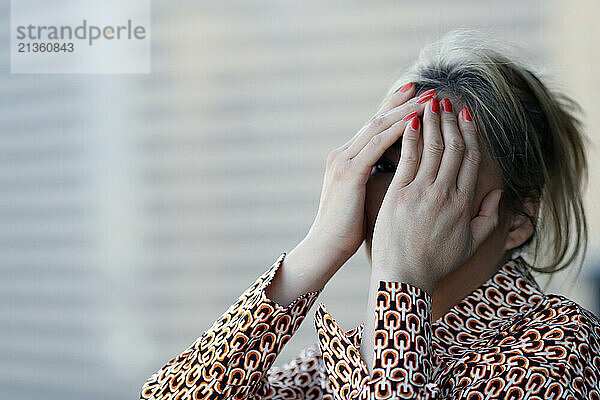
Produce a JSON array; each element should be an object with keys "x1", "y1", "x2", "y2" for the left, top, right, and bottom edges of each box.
[{"x1": 2, "y1": 1, "x2": 600, "y2": 399}]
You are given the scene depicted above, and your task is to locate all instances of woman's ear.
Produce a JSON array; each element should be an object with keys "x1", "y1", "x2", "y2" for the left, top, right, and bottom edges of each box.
[{"x1": 504, "y1": 197, "x2": 540, "y2": 251}]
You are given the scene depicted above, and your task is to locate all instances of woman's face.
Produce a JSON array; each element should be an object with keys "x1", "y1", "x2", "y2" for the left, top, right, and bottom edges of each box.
[{"x1": 363, "y1": 132, "x2": 504, "y2": 264}]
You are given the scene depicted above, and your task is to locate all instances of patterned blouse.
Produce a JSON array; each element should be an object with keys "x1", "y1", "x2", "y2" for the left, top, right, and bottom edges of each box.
[{"x1": 140, "y1": 252, "x2": 600, "y2": 399}]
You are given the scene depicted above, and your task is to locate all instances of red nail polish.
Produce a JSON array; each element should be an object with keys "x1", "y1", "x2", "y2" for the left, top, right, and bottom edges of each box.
[
  {"x1": 441, "y1": 98, "x2": 452, "y2": 112},
  {"x1": 418, "y1": 89, "x2": 435, "y2": 98},
  {"x1": 401, "y1": 111, "x2": 417, "y2": 121},
  {"x1": 431, "y1": 98, "x2": 440, "y2": 114},
  {"x1": 498, "y1": 190, "x2": 505, "y2": 208},
  {"x1": 411, "y1": 116, "x2": 420, "y2": 130},
  {"x1": 462, "y1": 107, "x2": 472, "y2": 121},
  {"x1": 416, "y1": 95, "x2": 433, "y2": 104},
  {"x1": 399, "y1": 82, "x2": 413, "y2": 93}
]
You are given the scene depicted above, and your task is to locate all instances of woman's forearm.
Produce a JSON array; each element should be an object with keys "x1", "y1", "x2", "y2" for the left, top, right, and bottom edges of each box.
[{"x1": 265, "y1": 233, "x2": 352, "y2": 307}]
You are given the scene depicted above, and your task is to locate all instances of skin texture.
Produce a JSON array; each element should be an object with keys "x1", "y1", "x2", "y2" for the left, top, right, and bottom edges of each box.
[{"x1": 264, "y1": 85, "x2": 539, "y2": 373}]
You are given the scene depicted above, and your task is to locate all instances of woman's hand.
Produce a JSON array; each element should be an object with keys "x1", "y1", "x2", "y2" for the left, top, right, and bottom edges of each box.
[
  {"x1": 306, "y1": 83, "x2": 432, "y2": 270},
  {"x1": 370, "y1": 98, "x2": 504, "y2": 294},
  {"x1": 266, "y1": 84, "x2": 436, "y2": 306}
]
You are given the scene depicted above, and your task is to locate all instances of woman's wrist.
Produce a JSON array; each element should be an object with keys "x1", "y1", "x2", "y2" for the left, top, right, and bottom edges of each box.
[
  {"x1": 264, "y1": 233, "x2": 352, "y2": 307},
  {"x1": 303, "y1": 229, "x2": 355, "y2": 271}
]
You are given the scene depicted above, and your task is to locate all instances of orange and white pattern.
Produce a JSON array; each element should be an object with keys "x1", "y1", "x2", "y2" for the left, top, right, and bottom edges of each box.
[{"x1": 140, "y1": 252, "x2": 600, "y2": 399}]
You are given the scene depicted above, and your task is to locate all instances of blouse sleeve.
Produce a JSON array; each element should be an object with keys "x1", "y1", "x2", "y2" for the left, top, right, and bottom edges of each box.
[
  {"x1": 314, "y1": 280, "x2": 440, "y2": 400},
  {"x1": 140, "y1": 252, "x2": 322, "y2": 400}
]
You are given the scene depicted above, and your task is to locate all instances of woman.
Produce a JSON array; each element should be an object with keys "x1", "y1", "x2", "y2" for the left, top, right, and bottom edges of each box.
[{"x1": 140, "y1": 30, "x2": 600, "y2": 399}]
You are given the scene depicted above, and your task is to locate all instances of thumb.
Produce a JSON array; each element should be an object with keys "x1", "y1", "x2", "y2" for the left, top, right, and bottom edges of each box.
[{"x1": 470, "y1": 189, "x2": 504, "y2": 249}]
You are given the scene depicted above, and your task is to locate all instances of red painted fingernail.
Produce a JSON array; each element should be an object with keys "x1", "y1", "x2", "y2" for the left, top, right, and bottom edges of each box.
[
  {"x1": 411, "y1": 116, "x2": 420, "y2": 130},
  {"x1": 441, "y1": 98, "x2": 452, "y2": 112},
  {"x1": 418, "y1": 89, "x2": 435, "y2": 98},
  {"x1": 461, "y1": 107, "x2": 472, "y2": 121},
  {"x1": 398, "y1": 82, "x2": 413, "y2": 93},
  {"x1": 498, "y1": 190, "x2": 505, "y2": 208},
  {"x1": 431, "y1": 98, "x2": 440, "y2": 114},
  {"x1": 416, "y1": 94, "x2": 433, "y2": 104},
  {"x1": 401, "y1": 111, "x2": 417, "y2": 121}
]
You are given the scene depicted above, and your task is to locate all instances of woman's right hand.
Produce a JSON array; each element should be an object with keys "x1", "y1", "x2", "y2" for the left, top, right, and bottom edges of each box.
[
  {"x1": 306, "y1": 84, "x2": 433, "y2": 269},
  {"x1": 266, "y1": 84, "x2": 434, "y2": 306}
]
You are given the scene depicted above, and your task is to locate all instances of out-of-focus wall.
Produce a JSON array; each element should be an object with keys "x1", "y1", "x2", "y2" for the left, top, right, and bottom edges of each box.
[
  {"x1": 538, "y1": 0, "x2": 600, "y2": 309},
  {"x1": 1, "y1": 1, "x2": 598, "y2": 399}
]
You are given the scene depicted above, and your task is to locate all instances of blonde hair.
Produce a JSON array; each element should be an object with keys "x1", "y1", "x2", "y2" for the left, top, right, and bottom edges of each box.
[{"x1": 380, "y1": 29, "x2": 590, "y2": 275}]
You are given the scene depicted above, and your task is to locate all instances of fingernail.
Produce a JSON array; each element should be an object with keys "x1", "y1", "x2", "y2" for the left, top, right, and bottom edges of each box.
[
  {"x1": 416, "y1": 94, "x2": 434, "y2": 104},
  {"x1": 418, "y1": 89, "x2": 435, "y2": 98},
  {"x1": 398, "y1": 82, "x2": 413, "y2": 93},
  {"x1": 431, "y1": 98, "x2": 440, "y2": 114},
  {"x1": 498, "y1": 190, "x2": 505, "y2": 208},
  {"x1": 401, "y1": 111, "x2": 417, "y2": 121},
  {"x1": 441, "y1": 98, "x2": 452, "y2": 113},
  {"x1": 411, "y1": 116, "x2": 420, "y2": 130},
  {"x1": 461, "y1": 107, "x2": 472, "y2": 121}
]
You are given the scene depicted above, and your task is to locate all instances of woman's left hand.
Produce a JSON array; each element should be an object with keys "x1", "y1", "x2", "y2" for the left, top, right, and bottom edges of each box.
[{"x1": 370, "y1": 98, "x2": 504, "y2": 294}]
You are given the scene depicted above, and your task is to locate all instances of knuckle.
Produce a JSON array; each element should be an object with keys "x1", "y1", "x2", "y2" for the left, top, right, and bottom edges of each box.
[
  {"x1": 428, "y1": 139, "x2": 445, "y2": 155},
  {"x1": 461, "y1": 123, "x2": 477, "y2": 136},
  {"x1": 403, "y1": 131, "x2": 419, "y2": 145},
  {"x1": 433, "y1": 186, "x2": 452, "y2": 204},
  {"x1": 370, "y1": 115, "x2": 387, "y2": 130},
  {"x1": 326, "y1": 148, "x2": 342, "y2": 163},
  {"x1": 403, "y1": 151, "x2": 419, "y2": 165},
  {"x1": 369, "y1": 134, "x2": 382, "y2": 147},
  {"x1": 465, "y1": 149, "x2": 482, "y2": 164},
  {"x1": 447, "y1": 136, "x2": 465, "y2": 153},
  {"x1": 462, "y1": 127, "x2": 481, "y2": 145},
  {"x1": 441, "y1": 112, "x2": 457, "y2": 123},
  {"x1": 331, "y1": 158, "x2": 351, "y2": 180}
]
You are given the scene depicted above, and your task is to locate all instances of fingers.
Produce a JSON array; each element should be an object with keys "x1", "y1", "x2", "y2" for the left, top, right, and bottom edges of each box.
[
  {"x1": 351, "y1": 117, "x2": 408, "y2": 174},
  {"x1": 414, "y1": 96, "x2": 443, "y2": 184},
  {"x1": 435, "y1": 99, "x2": 465, "y2": 185},
  {"x1": 389, "y1": 115, "x2": 421, "y2": 187},
  {"x1": 456, "y1": 107, "x2": 482, "y2": 199},
  {"x1": 341, "y1": 82, "x2": 415, "y2": 153},
  {"x1": 375, "y1": 82, "x2": 415, "y2": 114},
  {"x1": 345, "y1": 96, "x2": 428, "y2": 159}
]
